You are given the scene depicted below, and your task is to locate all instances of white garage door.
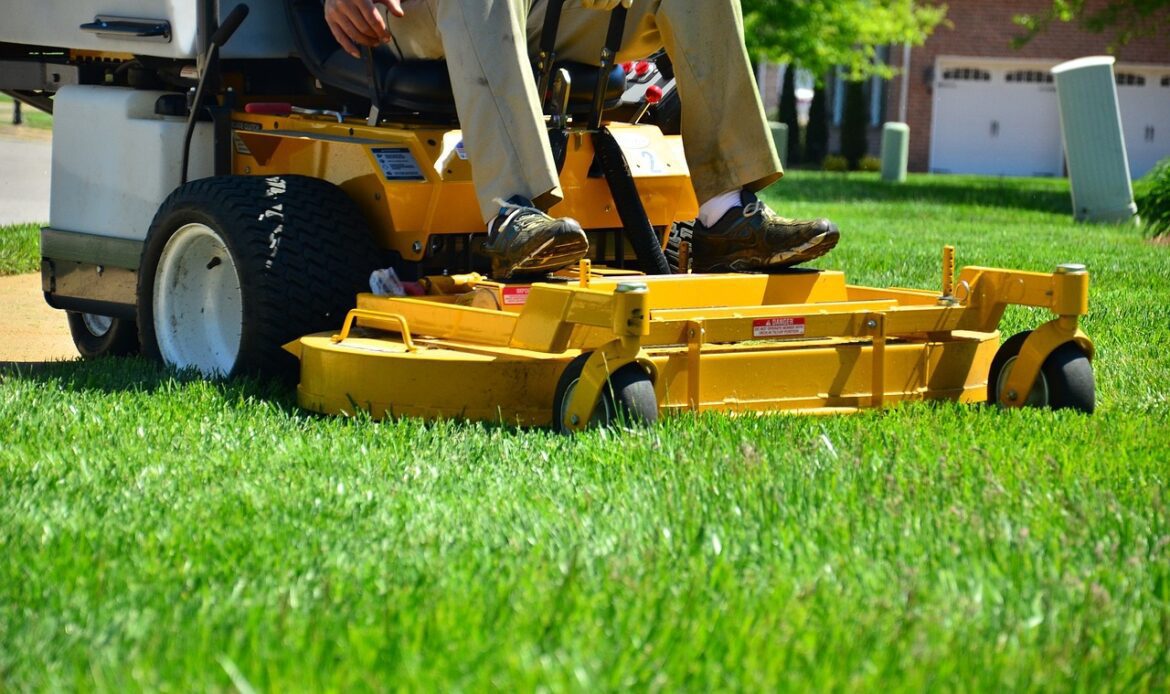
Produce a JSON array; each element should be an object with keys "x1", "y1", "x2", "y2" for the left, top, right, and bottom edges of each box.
[
  {"x1": 930, "y1": 60, "x2": 1065, "y2": 177},
  {"x1": 1116, "y1": 70, "x2": 1170, "y2": 178}
]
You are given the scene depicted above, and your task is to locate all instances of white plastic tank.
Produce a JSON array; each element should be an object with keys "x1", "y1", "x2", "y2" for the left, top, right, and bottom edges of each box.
[{"x1": 1051, "y1": 56, "x2": 1138, "y2": 224}]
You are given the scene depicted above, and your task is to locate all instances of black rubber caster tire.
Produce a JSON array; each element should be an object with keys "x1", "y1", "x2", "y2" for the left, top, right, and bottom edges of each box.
[
  {"x1": 137, "y1": 175, "x2": 381, "y2": 379},
  {"x1": 552, "y1": 352, "x2": 658, "y2": 434},
  {"x1": 66, "y1": 312, "x2": 139, "y2": 359},
  {"x1": 988, "y1": 330, "x2": 1095, "y2": 414}
]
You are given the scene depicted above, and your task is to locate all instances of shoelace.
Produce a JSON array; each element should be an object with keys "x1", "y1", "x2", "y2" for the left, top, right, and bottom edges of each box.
[
  {"x1": 488, "y1": 197, "x2": 531, "y2": 239},
  {"x1": 742, "y1": 199, "x2": 766, "y2": 218}
]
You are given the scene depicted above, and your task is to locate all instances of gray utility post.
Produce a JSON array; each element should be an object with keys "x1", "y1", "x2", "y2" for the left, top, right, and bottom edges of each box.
[
  {"x1": 1051, "y1": 56, "x2": 1138, "y2": 224},
  {"x1": 12, "y1": 100, "x2": 21, "y2": 125}
]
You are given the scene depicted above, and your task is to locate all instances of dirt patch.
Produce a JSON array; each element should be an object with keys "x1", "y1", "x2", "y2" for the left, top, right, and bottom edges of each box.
[
  {"x1": 1149, "y1": 235, "x2": 1169, "y2": 246},
  {"x1": 0, "y1": 273, "x2": 78, "y2": 364}
]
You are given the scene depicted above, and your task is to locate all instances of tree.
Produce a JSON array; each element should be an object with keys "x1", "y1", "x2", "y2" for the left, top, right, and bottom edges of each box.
[
  {"x1": 1014, "y1": 1, "x2": 1170, "y2": 49},
  {"x1": 840, "y1": 80, "x2": 869, "y2": 170},
  {"x1": 805, "y1": 81, "x2": 829, "y2": 166},
  {"x1": 778, "y1": 65, "x2": 802, "y2": 166},
  {"x1": 740, "y1": 0, "x2": 948, "y2": 81}
]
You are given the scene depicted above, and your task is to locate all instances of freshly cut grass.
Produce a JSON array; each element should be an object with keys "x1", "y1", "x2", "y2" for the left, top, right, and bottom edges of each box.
[
  {"x1": 2, "y1": 172, "x2": 1168, "y2": 690},
  {"x1": 0, "y1": 222, "x2": 40, "y2": 276}
]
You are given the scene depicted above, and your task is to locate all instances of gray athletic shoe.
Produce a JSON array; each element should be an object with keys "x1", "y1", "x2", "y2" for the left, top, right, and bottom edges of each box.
[
  {"x1": 691, "y1": 191, "x2": 839, "y2": 273},
  {"x1": 482, "y1": 196, "x2": 589, "y2": 280}
]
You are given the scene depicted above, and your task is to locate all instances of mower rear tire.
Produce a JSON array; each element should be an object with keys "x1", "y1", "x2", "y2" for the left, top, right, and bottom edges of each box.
[
  {"x1": 989, "y1": 330, "x2": 1095, "y2": 414},
  {"x1": 664, "y1": 220, "x2": 694, "y2": 274},
  {"x1": 137, "y1": 175, "x2": 380, "y2": 378},
  {"x1": 552, "y1": 352, "x2": 658, "y2": 433},
  {"x1": 66, "y1": 312, "x2": 139, "y2": 359}
]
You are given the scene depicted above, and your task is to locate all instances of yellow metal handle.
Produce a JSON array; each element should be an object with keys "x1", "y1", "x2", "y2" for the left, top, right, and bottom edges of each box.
[{"x1": 332, "y1": 309, "x2": 417, "y2": 351}]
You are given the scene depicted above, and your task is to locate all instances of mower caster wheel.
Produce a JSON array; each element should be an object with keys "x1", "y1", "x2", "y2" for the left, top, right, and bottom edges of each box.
[
  {"x1": 552, "y1": 352, "x2": 658, "y2": 434},
  {"x1": 989, "y1": 331, "x2": 1095, "y2": 414},
  {"x1": 66, "y1": 312, "x2": 139, "y2": 359}
]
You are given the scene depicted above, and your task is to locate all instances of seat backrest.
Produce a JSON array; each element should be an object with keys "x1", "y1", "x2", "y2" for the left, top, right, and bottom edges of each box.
[
  {"x1": 285, "y1": 0, "x2": 399, "y2": 98},
  {"x1": 283, "y1": 0, "x2": 625, "y2": 116}
]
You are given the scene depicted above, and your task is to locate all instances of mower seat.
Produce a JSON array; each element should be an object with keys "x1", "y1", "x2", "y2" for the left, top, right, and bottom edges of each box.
[{"x1": 285, "y1": 0, "x2": 627, "y2": 115}]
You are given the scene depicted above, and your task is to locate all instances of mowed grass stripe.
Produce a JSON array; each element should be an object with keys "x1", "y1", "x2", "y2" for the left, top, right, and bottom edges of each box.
[
  {"x1": 2, "y1": 172, "x2": 1168, "y2": 690},
  {"x1": 0, "y1": 222, "x2": 40, "y2": 276}
]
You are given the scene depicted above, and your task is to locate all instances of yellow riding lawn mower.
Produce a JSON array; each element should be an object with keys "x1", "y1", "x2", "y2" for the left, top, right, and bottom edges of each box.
[{"x1": 0, "y1": 0, "x2": 1095, "y2": 432}]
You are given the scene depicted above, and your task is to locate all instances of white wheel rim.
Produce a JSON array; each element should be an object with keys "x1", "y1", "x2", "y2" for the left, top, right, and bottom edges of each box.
[
  {"x1": 153, "y1": 223, "x2": 243, "y2": 376},
  {"x1": 997, "y1": 356, "x2": 1050, "y2": 408},
  {"x1": 559, "y1": 376, "x2": 615, "y2": 431},
  {"x1": 81, "y1": 313, "x2": 113, "y2": 337}
]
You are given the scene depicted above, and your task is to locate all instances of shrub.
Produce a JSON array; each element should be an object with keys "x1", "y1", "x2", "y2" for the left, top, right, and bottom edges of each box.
[
  {"x1": 1135, "y1": 157, "x2": 1170, "y2": 238},
  {"x1": 859, "y1": 155, "x2": 881, "y2": 172},
  {"x1": 822, "y1": 154, "x2": 849, "y2": 172}
]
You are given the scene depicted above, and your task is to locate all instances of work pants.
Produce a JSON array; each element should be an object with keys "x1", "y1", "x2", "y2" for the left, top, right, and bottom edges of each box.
[{"x1": 387, "y1": 0, "x2": 782, "y2": 223}]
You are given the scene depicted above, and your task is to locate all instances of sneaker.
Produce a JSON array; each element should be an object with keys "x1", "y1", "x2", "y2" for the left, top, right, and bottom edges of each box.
[
  {"x1": 482, "y1": 196, "x2": 589, "y2": 279},
  {"x1": 691, "y1": 191, "x2": 839, "y2": 273}
]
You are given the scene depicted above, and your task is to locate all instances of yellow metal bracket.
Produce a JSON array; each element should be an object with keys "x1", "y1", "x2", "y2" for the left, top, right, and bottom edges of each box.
[{"x1": 561, "y1": 283, "x2": 655, "y2": 432}]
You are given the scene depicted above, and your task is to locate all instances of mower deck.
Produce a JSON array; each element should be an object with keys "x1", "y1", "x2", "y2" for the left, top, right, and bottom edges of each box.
[{"x1": 284, "y1": 252, "x2": 1093, "y2": 430}]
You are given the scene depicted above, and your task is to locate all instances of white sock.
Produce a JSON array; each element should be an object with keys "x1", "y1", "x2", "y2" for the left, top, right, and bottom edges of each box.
[{"x1": 697, "y1": 189, "x2": 743, "y2": 227}]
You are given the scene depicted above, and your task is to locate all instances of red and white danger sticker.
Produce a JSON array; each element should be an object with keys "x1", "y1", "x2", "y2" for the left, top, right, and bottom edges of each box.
[
  {"x1": 502, "y1": 286, "x2": 531, "y2": 306},
  {"x1": 753, "y1": 316, "x2": 806, "y2": 338}
]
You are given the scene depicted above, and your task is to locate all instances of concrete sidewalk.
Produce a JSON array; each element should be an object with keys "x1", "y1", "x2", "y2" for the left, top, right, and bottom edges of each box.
[
  {"x1": 0, "y1": 133, "x2": 51, "y2": 226},
  {"x1": 0, "y1": 130, "x2": 70, "y2": 363}
]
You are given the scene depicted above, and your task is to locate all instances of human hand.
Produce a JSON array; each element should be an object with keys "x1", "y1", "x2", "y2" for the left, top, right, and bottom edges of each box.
[
  {"x1": 324, "y1": 0, "x2": 405, "y2": 58},
  {"x1": 580, "y1": 0, "x2": 633, "y2": 10}
]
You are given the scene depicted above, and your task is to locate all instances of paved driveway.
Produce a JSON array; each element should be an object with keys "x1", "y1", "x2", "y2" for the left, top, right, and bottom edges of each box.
[{"x1": 0, "y1": 133, "x2": 51, "y2": 225}]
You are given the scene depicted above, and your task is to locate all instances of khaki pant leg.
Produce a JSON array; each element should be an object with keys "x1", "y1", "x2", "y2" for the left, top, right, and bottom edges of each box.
[
  {"x1": 390, "y1": 0, "x2": 562, "y2": 224},
  {"x1": 534, "y1": 0, "x2": 782, "y2": 204}
]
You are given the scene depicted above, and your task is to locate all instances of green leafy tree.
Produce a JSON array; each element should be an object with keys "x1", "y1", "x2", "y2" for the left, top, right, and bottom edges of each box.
[
  {"x1": 740, "y1": 0, "x2": 948, "y2": 81},
  {"x1": 841, "y1": 80, "x2": 869, "y2": 170},
  {"x1": 805, "y1": 81, "x2": 829, "y2": 166},
  {"x1": 778, "y1": 66, "x2": 802, "y2": 165},
  {"x1": 1015, "y1": 1, "x2": 1170, "y2": 48}
]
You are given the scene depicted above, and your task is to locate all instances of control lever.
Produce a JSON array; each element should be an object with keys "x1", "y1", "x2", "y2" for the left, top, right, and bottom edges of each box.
[{"x1": 180, "y1": 3, "x2": 250, "y2": 184}]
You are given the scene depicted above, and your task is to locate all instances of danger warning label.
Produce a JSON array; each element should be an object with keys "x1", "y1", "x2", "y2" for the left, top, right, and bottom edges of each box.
[
  {"x1": 752, "y1": 317, "x2": 806, "y2": 338},
  {"x1": 502, "y1": 286, "x2": 531, "y2": 306}
]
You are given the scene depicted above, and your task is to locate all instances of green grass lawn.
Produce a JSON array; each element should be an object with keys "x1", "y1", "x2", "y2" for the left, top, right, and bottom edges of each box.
[
  {"x1": 2, "y1": 173, "x2": 1169, "y2": 690},
  {"x1": 0, "y1": 93, "x2": 53, "y2": 130},
  {"x1": 0, "y1": 222, "x2": 41, "y2": 276}
]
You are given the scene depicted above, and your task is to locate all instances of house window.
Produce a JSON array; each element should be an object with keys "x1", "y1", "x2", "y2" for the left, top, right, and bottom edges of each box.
[
  {"x1": 942, "y1": 67, "x2": 991, "y2": 82},
  {"x1": 1116, "y1": 72, "x2": 1146, "y2": 87},
  {"x1": 1006, "y1": 70, "x2": 1053, "y2": 84}
]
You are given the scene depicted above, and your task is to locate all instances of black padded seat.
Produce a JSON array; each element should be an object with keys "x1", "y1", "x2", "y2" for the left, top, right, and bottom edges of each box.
[{"x1": 286, "y1": 0, "x2": 626, "y2": 116}]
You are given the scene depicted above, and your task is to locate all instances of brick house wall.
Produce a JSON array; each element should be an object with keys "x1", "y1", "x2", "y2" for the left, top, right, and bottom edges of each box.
[{"x1": 884, "y1": 0, "x2": 1170, "y2": 171}]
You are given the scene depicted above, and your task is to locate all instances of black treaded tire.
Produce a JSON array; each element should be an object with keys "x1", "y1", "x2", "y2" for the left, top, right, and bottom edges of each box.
[
  {"x1": 66, "y1": 312, "x2": 139, "y2": 359},
  {"x1": 552, "y1": 352, "x2": 658, "y2": 434},
  {"x1": 664, "y1": 220, "x2": 694, "y2": 274},
  {"x1": 988, "y1": 330, "x2": 1095, "y2": 414},
  {"x1": 137, "y1": 175, "x2": 381, "y2": 378}
]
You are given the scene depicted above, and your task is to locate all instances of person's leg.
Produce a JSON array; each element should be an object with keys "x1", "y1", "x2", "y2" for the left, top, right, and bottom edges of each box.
[
  {"x1": 543, "y1": 0, "x2": 781, "y2": 203},
  {"x1": 535, "y1": 1, "x2": 836, "y2": 272},
  {"x1": 424, "y1": 0, "x2": 564, "y2": 223},
  {"x1": 388, "y1": 0, "x2": 586, "y2": 278}
]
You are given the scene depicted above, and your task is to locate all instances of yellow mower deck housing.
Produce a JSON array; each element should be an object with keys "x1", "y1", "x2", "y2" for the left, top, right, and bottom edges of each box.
[{"x1": 285, "y1": 254, "x2": 1092, "y2": 431}]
